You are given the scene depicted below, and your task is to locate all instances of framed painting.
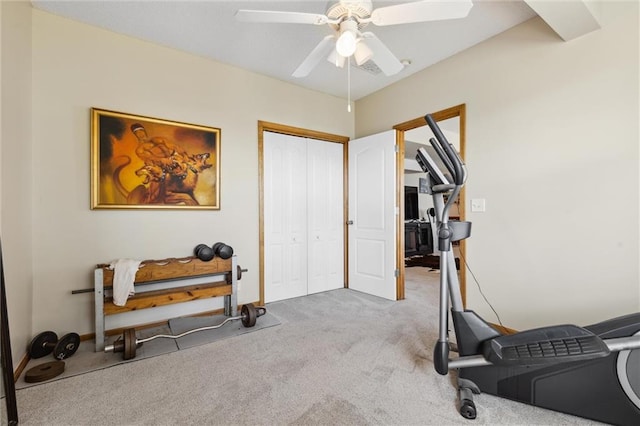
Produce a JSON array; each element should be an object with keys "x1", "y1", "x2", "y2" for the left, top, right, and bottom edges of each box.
[{"x1": 91, "y1": 108, "x2": 220, "y2": 209}]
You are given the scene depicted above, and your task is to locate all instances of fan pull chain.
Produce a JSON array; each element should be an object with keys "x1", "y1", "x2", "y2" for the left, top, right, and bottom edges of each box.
[{"x1": 347, "y1": 57, "x2": 351, "y2": 113}]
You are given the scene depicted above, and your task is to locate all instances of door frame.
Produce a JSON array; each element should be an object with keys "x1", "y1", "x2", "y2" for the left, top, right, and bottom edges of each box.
[
  {"x1": 393, "y1": 104, "x2": 467, "y2": 305},
  {"x1": 258, "y1": 121, "x2": 349, "y2": 305}
]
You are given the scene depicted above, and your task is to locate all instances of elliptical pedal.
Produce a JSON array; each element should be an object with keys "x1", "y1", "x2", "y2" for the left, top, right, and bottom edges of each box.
[{"x1": 484, "y1": 324, "x2": 610, "y2": 366}]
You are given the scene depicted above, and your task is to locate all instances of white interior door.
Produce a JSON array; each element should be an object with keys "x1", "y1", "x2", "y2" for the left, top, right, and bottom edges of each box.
[
  {"x1": 348, "y1": 130, "x2": 397, "y2": 300},
  {"x1": 264, "y1": 132, "x2": 308, "y2": 303},
  {"x1": 307, "y1": 139, "x2": 344, "y2": 294}
]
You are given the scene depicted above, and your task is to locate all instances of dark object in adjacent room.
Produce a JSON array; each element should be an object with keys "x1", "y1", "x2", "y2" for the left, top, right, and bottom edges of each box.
[{"x1": 404, "y1": 186, "x2": 419, "y2": 220}]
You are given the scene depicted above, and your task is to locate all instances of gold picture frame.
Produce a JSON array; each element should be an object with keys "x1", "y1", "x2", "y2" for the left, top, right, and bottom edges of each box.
[{"x1": 91, "y1": 108, "x2": 221, "y2": 210}]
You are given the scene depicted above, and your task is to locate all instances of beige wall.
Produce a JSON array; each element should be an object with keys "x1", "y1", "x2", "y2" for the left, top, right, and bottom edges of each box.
[
  {"x1": 357, "y1": 2, "x2": 639, "y2": 330},
  {"x1": 1, "y1": 0, "x2": 34, "y2": 363},
  {"x1": 29, "y1": 10, "x2": 353, "y2": 336}
]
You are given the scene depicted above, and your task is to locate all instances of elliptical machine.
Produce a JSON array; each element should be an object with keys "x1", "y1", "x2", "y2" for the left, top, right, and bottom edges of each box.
[{"x1": 416, "y1": 114, "x2": 640, "y2": 425}]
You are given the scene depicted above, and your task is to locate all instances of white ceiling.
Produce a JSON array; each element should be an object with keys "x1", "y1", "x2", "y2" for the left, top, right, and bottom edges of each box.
[{"x1": 31, "y1": 0, "x2": 538, "y2": 100}]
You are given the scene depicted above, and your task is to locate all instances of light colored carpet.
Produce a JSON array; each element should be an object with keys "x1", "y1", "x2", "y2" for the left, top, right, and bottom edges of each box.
[{"x1": 14, "y1": 268, "x2": 599, "y2": 425}]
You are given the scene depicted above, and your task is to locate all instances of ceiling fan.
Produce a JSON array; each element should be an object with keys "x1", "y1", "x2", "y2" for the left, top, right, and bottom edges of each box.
[{"x1": 235, "y1": 0, "x2": 474, "y2": 78}]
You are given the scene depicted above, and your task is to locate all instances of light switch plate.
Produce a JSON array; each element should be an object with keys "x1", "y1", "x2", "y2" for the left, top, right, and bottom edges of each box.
[{"x1": 471, "y1": 198, "x2": 486, "y2": 212}]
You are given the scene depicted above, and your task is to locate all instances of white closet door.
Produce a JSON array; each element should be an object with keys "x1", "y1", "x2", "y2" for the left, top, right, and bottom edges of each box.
[
  {"x1": 348, "y1": 130, "x2": 397, "y2": 300},
  {"x1": 264, "y1": 132, "x2": 308, "y2": 303},
  {"x1": 307, "y1": 139, "x2": 344, "y2": 294}
]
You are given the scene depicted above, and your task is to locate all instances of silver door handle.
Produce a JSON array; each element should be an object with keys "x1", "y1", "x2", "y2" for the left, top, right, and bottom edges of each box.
[{"x1": 346, "y1": 220, "x2": 354, "y2": 225}]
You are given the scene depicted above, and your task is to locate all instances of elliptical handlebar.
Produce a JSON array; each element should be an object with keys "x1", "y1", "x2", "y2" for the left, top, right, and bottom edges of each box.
[
  {"x1": 424, "y1": 114, "x2": 466, "y2": 186},
  {"x1": 428, "y1": 137, "x2": 456, "y2": 178}
]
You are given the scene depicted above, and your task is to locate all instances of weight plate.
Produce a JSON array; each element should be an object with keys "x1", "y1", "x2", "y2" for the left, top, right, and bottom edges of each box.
[
  {"x1": 28, "y1": 331, "x2": 58, "y2": 359},
  {"x1": 195, "y1": 244, "x2": 215, "y2": 261},
  {"x1": 194, "y1": 244, "x2": 209, "y2": 254},
  {"x1": 236, "y1": 265, "x2": 242, "y2": 280},
  {"x1": 53, "y1": 332, "x2": 80, "y2": 360},
  {"x1": 123, "y1": 328, "x2": 137, "y2": 360},
  {"x1": 201, "y1": 248, "x2": 215, "y2": 261},
  {"x1": 212, "y1": 242, "x2": 224, "y2": 255},
  {"x1": 218, "y1": 245, "x2": 233, "y2": 259},
  {"x1": 241, "y1": 303, "x2": 257, "y2": 328},
  {"x1": 24, "y1": 361, "x2": 65, "y2": 383}
]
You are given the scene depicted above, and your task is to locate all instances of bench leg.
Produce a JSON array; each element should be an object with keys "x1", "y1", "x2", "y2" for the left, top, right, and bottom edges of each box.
[
  {"x1": 94, "y1": 268, "x2": 105, "y2": 352},
  {"x1": 225, "y1": 255, "x2": 238, "y2": 317}
]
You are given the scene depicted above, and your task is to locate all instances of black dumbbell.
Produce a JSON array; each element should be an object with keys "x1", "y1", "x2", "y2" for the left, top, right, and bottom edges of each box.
[
  {"x1": 194, "y1": 243, "x2": 215, "y2": 261},
  {"x1": 28, "y1": 331, "x2": 80, "y2": 360},
  {"x1": 212, "y1": 242, "x2": 234, "y2": 259}
]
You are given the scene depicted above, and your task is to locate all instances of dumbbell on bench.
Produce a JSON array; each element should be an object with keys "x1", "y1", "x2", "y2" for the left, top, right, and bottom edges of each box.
[
  {"x1": 194, "y1": 242, "x2": 234, "y2": 261},
  {"x1": 105, "y1": 303, "x2": 266, "y2": 360},
  {"x1": 212, "y1": 242, "x2": 233, "y2": 259},
  {"x1": 28, "y1": 331, "x2": 80, "y2": 360}
]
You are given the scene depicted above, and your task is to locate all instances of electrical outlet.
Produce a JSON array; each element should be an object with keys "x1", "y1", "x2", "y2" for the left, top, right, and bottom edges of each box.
[{"x1": 471, "y1": 198, "x2": 486, "y2": 212}]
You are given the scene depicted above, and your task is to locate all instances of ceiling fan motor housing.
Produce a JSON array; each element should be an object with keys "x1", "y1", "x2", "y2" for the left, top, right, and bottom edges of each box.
[{"x1": 327, "y1": 0, "x2": 373, "y2": 30}]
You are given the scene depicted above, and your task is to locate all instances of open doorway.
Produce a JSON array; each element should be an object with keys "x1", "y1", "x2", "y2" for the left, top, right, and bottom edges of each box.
[{"x1": 394, "y1": 104, "x2": 467, "y2": 305}]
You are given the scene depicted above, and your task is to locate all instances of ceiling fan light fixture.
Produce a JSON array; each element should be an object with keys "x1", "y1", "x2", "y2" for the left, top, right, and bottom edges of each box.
[
  {"x1": 327, "y1": 48, "x2": 347, "y2": 68},
  {"x1": 335, "y1": 19, "x2": 359, "y2": 57},
  {"x1": 336, "y1": 29, "x2": 357, "y2": 57},
  {"x1": 354, "y1": 41, "x2": 373, "y2": 66}
]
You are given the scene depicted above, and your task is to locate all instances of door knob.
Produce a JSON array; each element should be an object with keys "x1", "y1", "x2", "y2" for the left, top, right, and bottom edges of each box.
[{"x1": 346, "y1": 220, "x2": 354, "y2": 225}]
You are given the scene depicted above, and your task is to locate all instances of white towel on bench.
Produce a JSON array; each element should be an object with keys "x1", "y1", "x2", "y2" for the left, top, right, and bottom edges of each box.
[{"x1": 109, "y1": 258, "x2": 142, "y2": 306}]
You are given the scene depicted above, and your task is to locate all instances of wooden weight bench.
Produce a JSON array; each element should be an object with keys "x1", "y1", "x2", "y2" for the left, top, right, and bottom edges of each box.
[{"x1": 94, "y1": 255, "x2": 238, "y2": 352}]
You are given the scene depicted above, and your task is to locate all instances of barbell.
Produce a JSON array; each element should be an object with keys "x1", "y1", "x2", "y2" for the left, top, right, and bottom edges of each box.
[{"x1": 105, "y1": 303, "x2": 266, "y2": 360}]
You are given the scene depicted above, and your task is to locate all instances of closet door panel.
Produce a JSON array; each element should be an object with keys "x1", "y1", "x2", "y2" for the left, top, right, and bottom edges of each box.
[
  {"x1": 263, "y1": 137, "x2": 286, "y2": 303},
  {"x1": 307, "y1": 139, "x2": 344, "y2": 294},
  {"x1": 286, "y1": 138, "x2": 308, "y2": 298},
  {"x1": 264, "y1": 132, "x2": 307, "y2": 303}
]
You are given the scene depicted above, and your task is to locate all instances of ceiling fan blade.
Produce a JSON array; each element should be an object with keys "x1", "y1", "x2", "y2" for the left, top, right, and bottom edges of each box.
[
  {"x1": 293, "y1": 35, "x2": 337, "y2": 78},
  {"x1": 370, "y1": 0, "x2": 473, "y2": 26},
  {"x1": 235, "y1": 10, "x2": 328, "y2": 25},
  {"x1": 360, "y1": 33, "x2": 404, "y2": 76}
]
